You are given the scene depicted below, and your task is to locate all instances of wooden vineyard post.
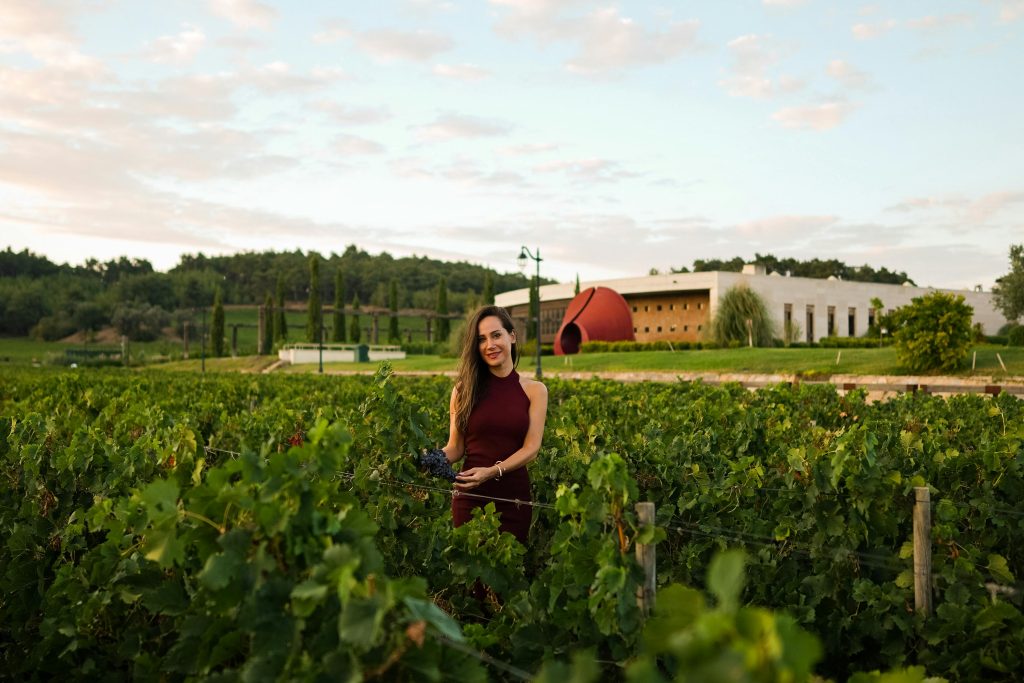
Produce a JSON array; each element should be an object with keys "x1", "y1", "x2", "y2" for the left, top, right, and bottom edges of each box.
[
  {"x1": 636, "y1": 502, "x2": 656, "y2": 617},
  {"x1": 913, "y1": 486, "x2": 933, "y2": 616}
]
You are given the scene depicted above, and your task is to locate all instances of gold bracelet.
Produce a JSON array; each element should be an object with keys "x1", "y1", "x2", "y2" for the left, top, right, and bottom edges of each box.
[{"x1": 494, "y1": 460, "x2": 504, "y2": 480}]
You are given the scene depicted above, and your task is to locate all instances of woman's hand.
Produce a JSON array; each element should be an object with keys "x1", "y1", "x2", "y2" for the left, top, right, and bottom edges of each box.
[{"x1": 453, "y1": 466, "x2": 496, "y2": 491}]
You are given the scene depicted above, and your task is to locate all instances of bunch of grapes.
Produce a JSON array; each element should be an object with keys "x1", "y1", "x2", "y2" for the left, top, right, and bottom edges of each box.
[{"x1": 419, "y1": 447, "x2": 457, "y2": 482}]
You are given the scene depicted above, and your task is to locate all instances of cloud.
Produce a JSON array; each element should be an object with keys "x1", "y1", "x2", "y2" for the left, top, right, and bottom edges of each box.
[
  {"x1": 356, "y1": 29, "x2": 454, "y2": 62},
  {"x1": 416, "y1": 113, "x2": 512, "y2": 141},
  {"x1": 993, "y1": 1, "x2": 1024, "y2": 22},
  {"x1": 964, "y1": 190, "x2": 1024, "y2": 223},
  {"x1": 312, "y1": 19, "x2": 351, "y2": 44},
  {"x1": 772, "y1": 100, "x2": 856, "y2": 130},
  {"x1": 736, "y1": 215, "x2": 838, "y2": 238},
  {"x1": 905, "y1": 14, "x2": 973, "y2": 31},
  {"x1": 500, "y1": 142, "x2": 559, "y2": 155},
  {"x1": 145, "y1": 25, "x2": 206, "y2": 64},
  {"x1": 885, "y1": 196, "x2": 968, "y2": 212},
  {"x1": 884, "y1": 190, "x2": 1024, "y2": 224},
  {"x1": 0, "y1": 0, "x2": 103, "y2": 75},
  {"x1": 208, "y1": 0, "x2": 276, "y2": 30},
  {"x1": 433, "y1": 63, "x2": 491, "y2": 81},
  {"x1": 763, "y1": 0, "x2": 809, "y2": 6},
  {"x1": 315, "y1": 101, "x2": 391, "y2": 125},
  {"x1": 490, "y1": 1, "x2": 699, "y2": 74},
  {"x1": 532, "y1": 158, "x2": 639, "y2": 183},
  {"x1": 826, "y1": 59, "x2": 871, "y2": 89},
  {"x1": 852, "y1": 19, "x2": 899, "y2": 40},
  {"x1": 334, "y1": 134, "x2": 385, "y2": 156},
  {"x1": 565, "y1": 9, "x2": 700, "y2": 74},
  {"x1": 719, "y1": 34, "x2": 802, "y2": 99}
]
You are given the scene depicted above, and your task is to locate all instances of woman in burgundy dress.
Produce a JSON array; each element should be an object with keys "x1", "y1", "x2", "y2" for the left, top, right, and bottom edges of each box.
[{"x1": 441, "y1": 305, "x2": 548, "y2": 544}]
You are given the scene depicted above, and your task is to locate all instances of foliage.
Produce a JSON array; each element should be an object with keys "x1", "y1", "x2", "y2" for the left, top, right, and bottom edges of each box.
[
  {"x1": 305, "y1": 255, "x2": 322, "y2": 343},
  {"x1": 333, "y1": 269, "x2": 346, "y2": 343},
  {"x1": 274, "y1": 275, "x2": 287, "y2": 342},
  {"x1": 262, "y1": 291, "x2": 274, "y2": 354},
  {"x1": 349, "y1": 294, "x2": 361, "y2": 344},
  {"x1": 819, "y1": 335, "x2": 894, "y2": 348},
  {"x1": 891, "y1": 292, "x2": 974, "y2": 373},
  {"x1": 211, "y1": 288, "x2": 225, "y2": 357},
  {"x1": 112, "y1": 303, "x2": 171, "y2": 342},
  {"x1": 708, "y1": 284, "x2": 776, "y2": 347},
  {"x1": 2, "y1": 369, "x2": 1023, "y2": 681},
  {"x1": 992, "y1": 244, "x2": 1024, "y2": 322},
  {"x1": 1008, "y1": 325, "x2": 1024, "y2": 347},
  {"x1": 684, "y1": 253, "x2": 915, "y2": 285},
  {"x1": 389, "y1": 279, "x2": 401, "y2": 343},
  {"x1": 436, "y1": 277, "x2": 450, "y2": 343}
]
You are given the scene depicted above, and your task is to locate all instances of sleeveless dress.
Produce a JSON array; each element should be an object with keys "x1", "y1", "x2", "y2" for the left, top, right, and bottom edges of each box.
[{"x1": 451, "y1": 369, "x2": 533, "y2": 544}]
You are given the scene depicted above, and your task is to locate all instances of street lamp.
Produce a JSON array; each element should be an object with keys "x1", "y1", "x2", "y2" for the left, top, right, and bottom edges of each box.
[{"x1": 517, "y1": 246, "x2": 542, "y2": 380}]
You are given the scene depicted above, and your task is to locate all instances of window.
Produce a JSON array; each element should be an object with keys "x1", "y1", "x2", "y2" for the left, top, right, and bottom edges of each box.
[
  {"x1": 683, "y1": 303, "x2": 689, "y2": 310},
  {"x1": 644, "y1": 326, "x2": 650, "y2": 333},
  {"x1": 670, "y1": 324, "x2": 677, "y2": 331},
  {"x1": 669, "y1": 304, "x2": 675, "y2": 311},
  {"x1": 632, "y1": 305, "x2": 637, "y2": 313},
  {"x1": 657, "y1": 326, "x2": 662, "y2": 332},
  {"x1": 644, "y1": 305, "x2": 649, "y2": 312},
  {"x1": 848, "y1": 307, "x2": 856, "y2": 336},
  {"x1": 697, "y1": 324, "x2": 702, "y2": 331},
  {"x1": 656, "y1": 304, "x2": 662, "y2": 311},
  {"x1": 633, "y1": 327, "x2": 637, "y2": 333},
  {"x1": 697, "y1": 302, "x2": 703, "y2": 310},
  {"x1": 684, "y1": 325, "x2": 689, "y2": 332}
]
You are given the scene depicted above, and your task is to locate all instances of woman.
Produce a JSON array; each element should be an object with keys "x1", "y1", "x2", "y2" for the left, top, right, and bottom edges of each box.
[{"x1": 441, "y1": 305, "x2": 548, "y2": 544}]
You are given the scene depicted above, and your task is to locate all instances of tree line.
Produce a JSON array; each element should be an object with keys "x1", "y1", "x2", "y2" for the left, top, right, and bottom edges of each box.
[
  {"x1": 668, "y1": 253, "x2": 917, "y2": 285},
  {"x1": 0, "y1": 246, "x2": 544, "y2": 341}
]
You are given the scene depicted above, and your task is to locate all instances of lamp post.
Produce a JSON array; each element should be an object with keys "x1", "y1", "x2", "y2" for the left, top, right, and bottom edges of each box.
[{"x1": 517, "y1": 246, "x2": 543, "y2": 380}]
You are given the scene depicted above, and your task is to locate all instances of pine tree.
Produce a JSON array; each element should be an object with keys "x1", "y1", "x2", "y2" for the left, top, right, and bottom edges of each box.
[
  {"x1": 349, "y1": 294, "x2": 361, "y2": 343},
  {"x1": 482, "y1": 271, "x2": 495, "y2": 305},
  {"x1": 388, "y1": 279, "x2": 400, "y2": 343},
  {"x1": 306, "y1": 255, "x2": 321, "y2": 343},
  {"x1": 333, "y1": 269, "x2": 346, "y2": 342},
  {"x1": 211, "y1": 288, "x2": 225, "y2": 357},
  {"x1": 436, "y1": 277, "x2": 450, "y2": 342},
  {"x1": 274, "y1": 275, "x2": 288, "y2": 342},
  {"x1": 263, "y1": 291, "x2": 274, "y2": 354}
]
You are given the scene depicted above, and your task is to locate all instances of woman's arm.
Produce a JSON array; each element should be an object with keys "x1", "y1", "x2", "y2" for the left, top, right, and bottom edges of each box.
[
  {"x1": 454, "y1": 380, "x2": 548, "y2": 490},
  {"x1": 442, "y1": 384, "x2": 465, "y2": 465}
]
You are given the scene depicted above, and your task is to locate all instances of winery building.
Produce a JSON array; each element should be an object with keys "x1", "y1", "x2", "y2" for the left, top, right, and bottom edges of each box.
[{"x1": 495, "y1": 265, "x2": 1006, "y2": 348}]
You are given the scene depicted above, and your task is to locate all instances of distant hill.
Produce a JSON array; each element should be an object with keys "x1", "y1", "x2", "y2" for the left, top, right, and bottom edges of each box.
[{"x1": 0, "y1": 245, "x2": 549, "y2": 339}]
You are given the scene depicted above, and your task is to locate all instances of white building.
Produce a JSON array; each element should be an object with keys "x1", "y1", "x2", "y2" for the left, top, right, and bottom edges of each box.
[{"x1": 495, "y1": 265, "x2": 1006, "y2": 345}]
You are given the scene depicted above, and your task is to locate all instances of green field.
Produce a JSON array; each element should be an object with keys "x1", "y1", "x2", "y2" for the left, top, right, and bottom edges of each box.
[{"x1": 137, "y1": 344, "x2": 1024, "y2": 379}]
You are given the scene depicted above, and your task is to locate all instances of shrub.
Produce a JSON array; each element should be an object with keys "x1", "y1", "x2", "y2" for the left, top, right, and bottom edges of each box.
[
  {"x1": 1008, "y1": 325, "x2": 1024, "y2": 347},
  {"x1": 818, "y1": 336, "x2": 893, "y2": 349},
  {"x1": 709, "y1": 284, "x2": 775, "y2": 347},
  {"x1": 891, "y1": 291, "x2": 973, "y2": 373}
]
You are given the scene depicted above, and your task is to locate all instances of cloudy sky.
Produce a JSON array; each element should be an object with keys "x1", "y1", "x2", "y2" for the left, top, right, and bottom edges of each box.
[{"x1": 1, "y1": 0, "x2": 1021, "y2": 288}]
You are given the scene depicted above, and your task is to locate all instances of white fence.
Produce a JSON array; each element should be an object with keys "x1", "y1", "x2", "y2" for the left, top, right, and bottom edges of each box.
[{"x1": 277, "y1": 343, "x2": 406, "y2": 364}]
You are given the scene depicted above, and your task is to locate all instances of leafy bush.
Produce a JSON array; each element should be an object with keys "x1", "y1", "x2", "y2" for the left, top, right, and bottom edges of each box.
[
  {"x1": 580, "y1": 340, "x2": 688, "y2": 353},
  {"x1": 402, "y1": 340, "x2": 446, "y2": 355},
  {"x1": 1008, "y1": 325, "x2": 1024, "y2": 347},
  {"x1": 708, "y1": 284, "x2": 776, "y2": 347},
  {"x1": 891, "y1": 292, "x2": 974, "y2": 373},
  {"x1": 819, "y1": 336, "x2": 894, "y2": 348}
]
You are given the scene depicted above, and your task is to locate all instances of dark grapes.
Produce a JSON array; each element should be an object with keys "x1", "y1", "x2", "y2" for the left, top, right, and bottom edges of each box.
[{"x1": 419, "y1": 447, "x2": 457, "y2": 482}]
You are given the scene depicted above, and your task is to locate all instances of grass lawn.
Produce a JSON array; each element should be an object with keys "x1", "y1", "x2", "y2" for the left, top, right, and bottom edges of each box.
[{"x1": 3, "y1": 336, "x2": 1020, "y2": 379}]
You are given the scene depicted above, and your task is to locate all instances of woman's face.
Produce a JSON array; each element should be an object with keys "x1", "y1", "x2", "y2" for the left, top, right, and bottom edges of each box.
[{"x1": 477, "y1": 315, "x2": 515, "y2": 371}]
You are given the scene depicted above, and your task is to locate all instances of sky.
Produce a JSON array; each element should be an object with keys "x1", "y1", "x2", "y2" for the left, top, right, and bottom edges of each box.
[{"x1": 0, "y1": 0, "x2": 1022, "y2": 289}]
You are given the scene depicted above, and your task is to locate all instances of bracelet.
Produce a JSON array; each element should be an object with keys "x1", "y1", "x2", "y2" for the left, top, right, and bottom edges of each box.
[{"x1": 494, "y1": 460, "x2": 504, "y2": 480}]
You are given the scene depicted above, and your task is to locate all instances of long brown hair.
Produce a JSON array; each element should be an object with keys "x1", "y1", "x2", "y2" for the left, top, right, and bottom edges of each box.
[{"x1": 453, "y1": 305, "x2": 520, "y2": 435}]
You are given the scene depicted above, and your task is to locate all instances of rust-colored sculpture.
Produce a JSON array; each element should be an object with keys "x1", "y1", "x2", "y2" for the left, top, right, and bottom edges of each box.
[{"x1": 554, "y1": 286, "x2": 635, "y2": 355}]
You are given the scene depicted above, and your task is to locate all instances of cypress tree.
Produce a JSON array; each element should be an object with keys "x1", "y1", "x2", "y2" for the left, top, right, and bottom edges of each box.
[
  {"x1": 482, "y1": 271, "x2": 494, "y2": 305},
  {"x1": 333, "y1": 269, "x2": 346, "y2": 343},
  {"x1": 388, "y1": 279, "x2": 400, "y2": 343},
  {"x1": 349, "y1": 294, "x2": 361, "y2": 343},
  {"x1": 436, "y1": 277, "x2": 449, "y2": 342},
  {"x1": 263, "y1": 291, "x2": 274, "y2": 354},
  {"x1": 274, "y1": 275, "x2": 288, "y2": 342},
  {"x1": 306, "y1": 255, "x2": 321, "y2": 343},
  {"x1": 211, "y1": 288, "x2": 225, "y2": 357},
  {"x1": 574, "y1": 273, "x2": 581, "y2": 295}
]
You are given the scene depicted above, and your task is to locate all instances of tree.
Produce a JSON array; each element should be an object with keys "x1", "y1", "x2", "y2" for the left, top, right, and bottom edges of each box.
[
  {"x1": 349, "y1": 294, "x2": 361, "y2": 343},
  {"x1": 211, "y1": 288, "x2": 225, "y2": 357},
  {"x1": 436, "y1": 277, "x2": 450, "y2": 343},
  {"x1": 482, "y1": 271, "x2": 495, "y2": 305},
  {"x1": 274, "y1": 276, "x2": 288, "y2": 342},
  {"x1": 263, "y1": 292, "x2": 274, "y2": 354},
  {"x1": 708, "y1": 284, "x2": 775, "y2": 347},
  {"x1": 333, "y1": 269, "x2": 346, "y2": 343},
  {"x1": 992, "y1": 244, "x2": 1024, "y2": 322},
  {"x1": 306, "y1": 255, "x2": 321, "y2": 343},
  {"x1": 574, "y1": 274, "x2": 581, "y2": 296},
  {"x1": 388, "y1": 279, "x2": 400, "y2": 343},
  {"x1": 891, "y1": 291, "x2": 973, "y2": 373}
]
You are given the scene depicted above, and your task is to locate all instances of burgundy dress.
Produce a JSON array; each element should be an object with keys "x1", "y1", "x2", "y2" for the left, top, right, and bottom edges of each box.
[{"x1": 451, "y1": 369, "x2": 533, "y2": 544}]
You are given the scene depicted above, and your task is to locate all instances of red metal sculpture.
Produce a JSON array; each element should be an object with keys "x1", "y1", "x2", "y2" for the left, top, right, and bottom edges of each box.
[{"x1": 554, "y1": 286, "x2": 635, "y2": 355}]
